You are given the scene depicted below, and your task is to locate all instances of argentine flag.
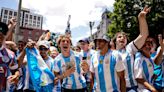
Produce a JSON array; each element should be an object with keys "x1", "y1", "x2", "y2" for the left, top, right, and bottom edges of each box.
[{"x1": 26, "y1": 48, "x2": 55, "y2": 92}]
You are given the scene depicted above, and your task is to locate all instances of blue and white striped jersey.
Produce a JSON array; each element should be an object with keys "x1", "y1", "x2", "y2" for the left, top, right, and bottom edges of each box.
[
  {"x1": 53, "y1": 51, "x2": 86, "y2": 89},
  {"x1": 90, "y1": 50, "x2": 125, "y2": 92},
  {"x1": 118, "y1": 42, "x2": 138, "y2": 88},
  {"x1": 134, "y1": 52, "x2": 154, "y2": 91},
  {"x1": 79, "y1": 49, "x2": 96, "y2": 82},
  {"x1": 45, "y1": 56, "x2": 54, "y2": 71},
  {"x1": 79, "y1": 49, "x2": 96, "y2": 62}
]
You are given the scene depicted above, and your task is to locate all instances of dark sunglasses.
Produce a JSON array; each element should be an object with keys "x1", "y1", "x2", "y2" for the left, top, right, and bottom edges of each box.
[{"x1": 39, "y1": 47, "x2": 48, "y2": 51}]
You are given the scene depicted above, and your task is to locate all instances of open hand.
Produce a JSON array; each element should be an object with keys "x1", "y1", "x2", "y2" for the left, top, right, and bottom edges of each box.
[
  {"x1": 64, "y1": 66, "x2": 76, "y2": 77},
  {"x1": 9, "y1": 17, "x2": 17, "y2": 28},
  {"x1": 138, "y1": 6, "x2": 151, "y2": 18},
  {"x1": 159, "y1": 39, "x2": 164, "y2": 51},
  {"x1": 81, "y1": 61, "x2": 89, "y2": 73}
]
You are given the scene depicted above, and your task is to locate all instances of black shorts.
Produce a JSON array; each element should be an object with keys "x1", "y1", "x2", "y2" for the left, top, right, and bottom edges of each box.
[{"x1": 61, "y1": 87, "x2": 87, "y2": 92}]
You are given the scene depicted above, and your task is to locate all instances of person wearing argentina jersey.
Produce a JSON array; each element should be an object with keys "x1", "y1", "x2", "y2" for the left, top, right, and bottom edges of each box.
[
  {"x1": 0, "y1": 22, "x2": 20, "y2": 92},
  {"x1": 53, "y1": 34, "x2": 87, "y2": 92},
  {"x1": 112, "y1": 6, "x2": 151, "y2": 92},
  {"x1": 78, "y1": 38, "x2": 96, "y2": 92},
  {"x1": 149, "y1": 34, "x2": 163, "y2": 92},
  {"x1": 89, "y1": 34, "x2": 126, "y2": 92},
  {"x1": 153, "y1": 34, "x2": 164, "y2": 92},
  {"x1": 134, "y1": 37, "x2": 164, "y2": 92},
  {"x1": 17, "y1": 40, "x2": 55, "y2": 92}
]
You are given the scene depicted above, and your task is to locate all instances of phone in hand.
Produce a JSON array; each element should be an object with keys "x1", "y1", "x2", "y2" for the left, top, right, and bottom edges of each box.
[{"x1": 82, "y1": 57, "x2": 87, "y2": 60}]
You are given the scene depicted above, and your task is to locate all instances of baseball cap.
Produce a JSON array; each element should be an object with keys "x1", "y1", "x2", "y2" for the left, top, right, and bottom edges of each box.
[
  {"x1": 94, "y1": 34, "x2": 110, "y2": 42},
  {"x1": 0, "y1": 22, "x2": 8, "y2": 35},
  {"x1": 78, "y1": 38, "x2": 89, "y2": 44},
  {"x1": 38, "y1": 40, "x2": 50, "y2": 49}
]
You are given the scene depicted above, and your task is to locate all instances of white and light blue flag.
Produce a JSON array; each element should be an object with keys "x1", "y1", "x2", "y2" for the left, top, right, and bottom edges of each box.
[{"x1": 26, "y1": 48, "x2": 54, "y2": 92}]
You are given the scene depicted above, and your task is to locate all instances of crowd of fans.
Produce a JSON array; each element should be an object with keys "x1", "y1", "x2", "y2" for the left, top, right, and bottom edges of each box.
[{"x1": 0, "y1": 6, "x2": 164, "y2": 92}]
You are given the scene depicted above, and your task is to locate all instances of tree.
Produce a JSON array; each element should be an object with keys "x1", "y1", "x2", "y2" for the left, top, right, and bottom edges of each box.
[{"x1": 108, "y1": 0, "x2": 164, "y2": 41}]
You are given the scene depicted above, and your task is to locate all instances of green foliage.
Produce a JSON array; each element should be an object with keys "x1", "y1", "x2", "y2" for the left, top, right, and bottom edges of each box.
[{"x1": 108, "y1": 0, "x2": 164, "y2": 41}]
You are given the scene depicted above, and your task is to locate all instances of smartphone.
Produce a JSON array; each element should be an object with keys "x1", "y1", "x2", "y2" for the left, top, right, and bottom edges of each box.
[{"x1": 82, "y1": 57, "x2": 87, "y2": 60}]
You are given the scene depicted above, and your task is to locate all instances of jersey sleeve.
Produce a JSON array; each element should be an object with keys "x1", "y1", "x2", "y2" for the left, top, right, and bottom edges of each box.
[{"x1": 126, "y1": 41, "x2": 138, "y2": 55}]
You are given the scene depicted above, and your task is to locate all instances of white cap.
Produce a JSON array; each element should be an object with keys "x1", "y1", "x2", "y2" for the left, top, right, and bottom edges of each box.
[
  {"x1": 94, "y1": 34, "x2": 110, "y2": 42},
  {"x1": 38, "y1": 40, "x2": 50, "y2": 49}
]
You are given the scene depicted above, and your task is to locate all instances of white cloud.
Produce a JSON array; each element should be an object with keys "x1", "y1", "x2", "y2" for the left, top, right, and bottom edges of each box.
[
  {"x1": 22, "y1": 0, "x2": 114, "y2": 31},
  {"x1": 22, "y1": 0, "x2": 115, "y2": 45}
]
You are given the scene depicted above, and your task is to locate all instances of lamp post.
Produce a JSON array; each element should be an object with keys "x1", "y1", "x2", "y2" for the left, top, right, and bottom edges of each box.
[
  {"x1": 15, "y1": 0, "x2": 22, "y2": 43},
  {"x1": 89, "y1": 21, "x2": 94, "y2": 41}
]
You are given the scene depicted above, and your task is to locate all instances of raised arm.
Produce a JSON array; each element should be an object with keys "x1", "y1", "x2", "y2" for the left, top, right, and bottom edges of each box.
[
  {"x1": 17, "y1": 39, "x2": 36, "y2": 67},
  {"x1": 134, "y1": 6, "x2": 151, "y2": 49},
  {"x1": 154, "y1": 38, "x2": 164, "y2": 65},
  {"x1": 6, "y1": 17, "x2": 17, "y2": 41}
]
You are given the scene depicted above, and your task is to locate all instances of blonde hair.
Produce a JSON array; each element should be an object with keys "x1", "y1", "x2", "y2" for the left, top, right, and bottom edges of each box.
[{"x1": 57, "y1": 34, "x2": 72, "y2": 46}]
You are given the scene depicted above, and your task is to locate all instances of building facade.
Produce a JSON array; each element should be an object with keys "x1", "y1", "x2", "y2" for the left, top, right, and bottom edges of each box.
[
  {"x1": 19, "y1": 27, "x2": 48, "y2": 42},
  {"x1": 0, "y1": 7, "x2": 43, "y2": 29},
  {"x1": 88, "y1": 9, "x2": 111, "y2": 41},
  {"x1": 0, "y1": 7, "x2": 45, "y2": 42}
]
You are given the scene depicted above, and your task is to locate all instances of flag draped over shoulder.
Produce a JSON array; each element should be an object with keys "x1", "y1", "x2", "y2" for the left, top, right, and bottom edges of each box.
[{"x1": 26, "y1": 48, "x2": 54, "y2": 92}]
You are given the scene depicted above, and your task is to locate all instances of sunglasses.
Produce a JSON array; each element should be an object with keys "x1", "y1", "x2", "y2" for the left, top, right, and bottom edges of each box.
[{"x1": 39, "y1": 47, "x2": 48, "y2": 51}]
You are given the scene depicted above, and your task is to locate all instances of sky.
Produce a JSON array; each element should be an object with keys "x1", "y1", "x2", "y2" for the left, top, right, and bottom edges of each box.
[{"x1": 0, "y1": 0, "x2": 115, "y2": 45}]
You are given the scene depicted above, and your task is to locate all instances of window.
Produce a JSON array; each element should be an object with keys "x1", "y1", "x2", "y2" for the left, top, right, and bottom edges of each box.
[
  {"x1": 26, "y1": 14, "x2": 28, "y2": 18},
  {"x1": 4, "y1": 10, "x2": 8, "y2": 14},
  {"x1": 37, "y1": 24, "x2": 40, "y2": 27},
  {"x1": 38, "y1": 17, "x2": 40, "y2": 21},
  {"x1": 37, "y1": 21, "x2": 40, "y2": 24},
  {"x1": 30, "y1": 15, "x2": 32, "y2": 19},
  {"x1": 34, "y1": 16, "x2": 36, "y2": 20},
  {"x1": 14, "y1": 12, "x2": 17, "y2": 16},
  {"x1": 4, "y1": 15, "x2": 7, "y2": 18},
  {"x1": 9, "y1": 11, "x2": 13, "y2": 15},
  {"x1": 29, "y1": 20, "x2": 32, "y2": 24},
  {"x1": 33, "y1": 24, "x2": 36, "y2": 27},
  {"x1": 24, "y1": 23, "x2": 28, "y2": 27},
  {"x1": 33, "y1": 20, "x2": 36, "y2": 24},
  {"x1": 25, "y1": 19, "x2": 28, "y2": 22}
]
